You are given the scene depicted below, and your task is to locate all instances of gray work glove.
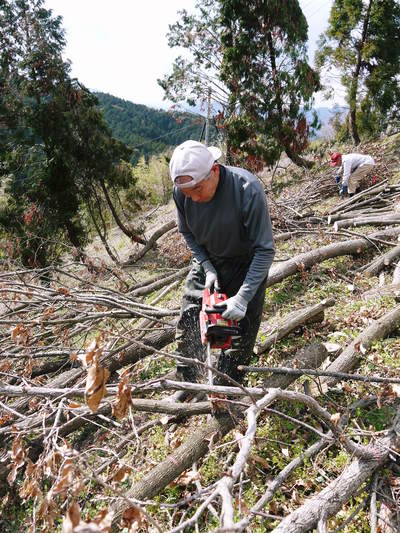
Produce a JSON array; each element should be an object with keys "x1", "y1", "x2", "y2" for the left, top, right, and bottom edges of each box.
[
  {"x1": 202, "y1": 260, "x2": 220, "y2": 291},
  {"x1": 215, "y1": 293, "x2": 248, "y2": 321}
]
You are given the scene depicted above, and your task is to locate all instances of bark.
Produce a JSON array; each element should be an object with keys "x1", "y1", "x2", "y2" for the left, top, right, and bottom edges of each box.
[
  {"x1": 334, "y1": 215, "x2": 400, "y2": 232},
  {"x1": 393, "y1": 263, "x2": 400, "y2": 285},
  {"x1": 271, "y1": 409, "x2": 400, "y2": 533},
  {"x1": 123, "y1": 220, "x2": 177, "y2": 265},
  {"x1": 328, "y1": 180, "x2": 389, "y2": 216},
  {"x1": 266, "y1": 227, "x2": 400, "y2": 288},
  {"x1": 348, "y1": 0, "x2": 372, "y2": 145},
  {"x1": 362, "y1": 244, "x2": 400, "y2": 277},
  {"x1": 110, "y1": 343, "x2": 328, "y2": 529},
  {"x1": 129, "y1": 266, "x2": 190, "y2": 297},
  {"x1": 321, "y1": 304, "x2": 400, "y2": 382},
  {"x1": 327, "y1": 207, "x2": 394, "y2": 224},
  {"x1": 100, "y1": 180, "x2": 146, "y2": 244},
  {"x1": 257, "y1": 297, "x2": 335, "y2": 354}
]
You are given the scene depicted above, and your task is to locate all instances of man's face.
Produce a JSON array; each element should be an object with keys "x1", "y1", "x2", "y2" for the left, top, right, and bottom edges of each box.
[
  {"x1": 333, "y1": 156, "x2": 342, "y2": 167},
  {"x1": 177, "y1": 164, "x2": 219, "y2": 203}
]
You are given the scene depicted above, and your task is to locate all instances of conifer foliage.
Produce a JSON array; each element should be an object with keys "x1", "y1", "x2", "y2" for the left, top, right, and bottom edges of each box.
[
  {"x1": 218, "y1": 0, "x2": 321, "y2": 168},
  {"x1": 160, "y1": 0, "x2": 320, "y2": 168},
  {"x1": 316, "y1": 0, "x2": 400, "y2": 144},
  {"x1": 0, "y1": 0, "x2": 136, "y2": 267}
]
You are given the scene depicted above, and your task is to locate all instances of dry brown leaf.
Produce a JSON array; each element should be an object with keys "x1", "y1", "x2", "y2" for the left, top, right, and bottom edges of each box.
[
  {"x1": 7, "y1": 433, "x2": 25, "y2": 485},
  {"x1": 68, "y1": 401, "x2": 83, "y2": 409},
  {"x1": 331, "y1": 412, "x2": 341, "y2": 426},
  {"x1": 62, "y1": 501, "x2": 81, "y2": 533},
  {"x1": 110, "y1": 464, "x2": 131, "y2": 484},
  {"x1": 112, "y1": 371, "x2": 132, "y2": 419},
  {"x1": 250, "y1": 454, "x2": 269, "y2": 469},
  {"x1": 85, "y1": 363, "x2": 110, "y2": 413},
  {"x1": 54, "y1": 459, "x2": 74, "y2": 494},
  {"x1": 122, "y1": 506, "x2": 146, "y2": 531}
]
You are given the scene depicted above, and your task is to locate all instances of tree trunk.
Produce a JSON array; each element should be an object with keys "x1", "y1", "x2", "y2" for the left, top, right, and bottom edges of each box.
[
  {"x1": 100, "y1": 180, "x2": 146, "y2": 245},
  {"x1": 348, "y1": 0, "x2": 373, "y2": 145},
  {"x1": 110, "y1": 343, "x2": 328, "y2": 529}
]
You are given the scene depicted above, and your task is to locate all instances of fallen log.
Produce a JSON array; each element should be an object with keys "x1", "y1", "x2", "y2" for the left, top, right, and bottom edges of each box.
[
  {"x1": 328, "y1": 180, "x2": 389, "y2": 215},
  {"x1": 128, "y1": 265, "x2": 189, "y2": 297},
  {"x1": 123, "y1": 219, "x2": 177, "y2": 265},
  {"x1": 271, "y1": 408, "x2": 400, "y2": 533},
  {"x1": 362, "y1": 243, "x2": 400, "y2": 277},
  {"x1": 266, "y1": 227, "x2": 400, "y2": 288},
  {"x1": 110, "y1": 343, "x2": 329, "y2": 529},
  {"x1": 256, "y1": 297, "x2": 335, "y2": 354},
  {"x1": 327, "y1": 207, "x2": 394, "y2": 224},
  {"x1": 334, "y1": 215, "x2": 400, "y2": 232},
  {"x1": 320, "y1": 304, "x2": 400, "y2": 384},
  {"x1": 393, "y1": 262, "x2": 400, "y2": 285}
]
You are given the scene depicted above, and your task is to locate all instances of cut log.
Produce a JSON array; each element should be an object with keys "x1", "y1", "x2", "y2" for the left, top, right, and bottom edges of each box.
[
  {"x1": 110, "y1": 343, "x2": 329, "y2": 529},
  {"x1": 266, "y1": 227, "x2": 400, "y2": 288},
  {"x1": 271, "y1": 409, "x2": 400, "y2": 533},
  {"x1": 320, "y1": 304, "x2": 400, "y2": 384},
  {"x1": 123, "y1": 219, "x2": 177, "y2": 265},
  {"x1": 256, "y1": 297, "x2": 335, "y2": 354},
  {"x1": 328, "y1": 180, "x2": 389, "y2": 215},
  {"x1": 327, "y1": 208, "x2": 394, "y2": 224},
  {"x1": 393, "y1": 262, "x2": 400, "y2": 285},
  {"x1": 334, "y1": 215, "x2": 400, "y2": 231},
  {"x1": 362, "y1": 244, "x2": 400, "y2": 277}
]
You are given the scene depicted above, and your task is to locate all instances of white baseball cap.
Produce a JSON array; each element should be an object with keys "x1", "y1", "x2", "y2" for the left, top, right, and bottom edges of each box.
[{"x1": 170, "y1": 140, "x2": 222, "y2": 189}]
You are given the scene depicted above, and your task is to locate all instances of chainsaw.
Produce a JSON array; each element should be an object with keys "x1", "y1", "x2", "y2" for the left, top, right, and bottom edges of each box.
[{"x1": 199, "y1": 288, "x2": 241, "y2": 386}]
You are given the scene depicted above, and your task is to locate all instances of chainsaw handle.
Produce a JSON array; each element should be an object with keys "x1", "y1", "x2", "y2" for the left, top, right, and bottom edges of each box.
[{"x1": 205, "y1": 304, "x2": 226, "y2": 314}]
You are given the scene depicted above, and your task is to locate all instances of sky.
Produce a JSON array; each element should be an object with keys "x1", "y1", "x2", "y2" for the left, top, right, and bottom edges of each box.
[{"x1": 43, "y1": 0, "x2": 345, "y2": 111}]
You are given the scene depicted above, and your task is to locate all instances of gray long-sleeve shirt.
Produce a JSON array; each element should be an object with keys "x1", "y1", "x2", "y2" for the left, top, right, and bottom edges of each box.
[{"x1": 173, "y1": 165, "x2": 275, "y2": 303}]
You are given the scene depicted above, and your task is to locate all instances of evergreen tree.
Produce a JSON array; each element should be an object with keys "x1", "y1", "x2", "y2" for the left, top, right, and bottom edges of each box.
[
  {"x1": 218, "y1": 0, "x2": 320, "y2": 168},
  {"x1": 0, "y1": 0, "x2": 139, "y2": 266},
  {"x1": 316, "y1": 0, "x2": 400, "y2": 144},
  {"x1": 160, "y1": 0, "x2": 320, "y2": 168}
]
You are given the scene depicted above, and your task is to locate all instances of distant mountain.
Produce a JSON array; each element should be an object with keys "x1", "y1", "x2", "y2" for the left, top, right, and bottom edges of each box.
[
  {"x1": 95, "y1": 93, "x2": 345, "y2": 160},
  {"x1": 94, "y1": 92, "x2": 207, "y2": 164}
]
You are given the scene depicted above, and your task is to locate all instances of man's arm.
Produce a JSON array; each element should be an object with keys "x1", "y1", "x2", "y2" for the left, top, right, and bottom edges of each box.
[
  {"x1": 341, "y1": 159, "x2": 352, "y2": 186},
  {"x1": 237, "y1": 183, "x2": 275, "y2": 303}
]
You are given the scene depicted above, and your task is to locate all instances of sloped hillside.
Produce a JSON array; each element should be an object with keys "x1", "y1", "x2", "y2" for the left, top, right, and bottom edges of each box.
[
  {"x1": 1, "y1": 134, "x2": 400, "y2": 532},
  {"x1": 95, "y1": 92, "x2": 210, "y2": 164}
]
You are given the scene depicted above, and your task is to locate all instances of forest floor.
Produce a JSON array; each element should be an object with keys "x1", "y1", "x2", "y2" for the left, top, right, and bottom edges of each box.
[{"x1": 1, "y1": 133, "x2": 400, "y2": 532}]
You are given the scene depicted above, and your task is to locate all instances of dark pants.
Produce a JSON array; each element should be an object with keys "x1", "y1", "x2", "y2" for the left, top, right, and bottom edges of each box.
[{"x1": 175, "y1": 258, "x2": 268, "y2": 384}]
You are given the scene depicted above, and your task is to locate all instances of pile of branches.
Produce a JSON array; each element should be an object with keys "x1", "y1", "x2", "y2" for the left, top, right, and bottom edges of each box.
[
  {"x1": 269, "y1": 173, "x2": 336, "y2": 235},
  {"x1": 2, "y1": 218, "x2": 400, "y2": 532}
]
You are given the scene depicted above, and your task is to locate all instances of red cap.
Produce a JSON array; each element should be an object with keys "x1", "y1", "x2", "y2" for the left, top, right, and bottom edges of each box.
[{"x1": 330, "y1": 152, "x2": 342, "y2": 166}]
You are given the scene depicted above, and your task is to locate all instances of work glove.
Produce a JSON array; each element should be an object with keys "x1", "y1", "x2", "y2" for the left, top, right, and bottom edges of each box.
[
  {"x1": 214, "y1": 293, "x2": 248, "y2": 321},
  {"x1": 339, "y1": 185, "x2": 347, "y2": 196},
  {"x1": 202, "y1": 260, "x2": 220, "y2": 291},
  {"x1": 335, "y1": 175, "x2": 341, "y2": 184}
]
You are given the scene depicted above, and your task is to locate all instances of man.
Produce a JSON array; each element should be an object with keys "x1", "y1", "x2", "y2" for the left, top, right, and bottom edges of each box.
[
  {"x1": 330, "y1": 152, "x2": 376, "y2": 196},
  {"x1": 170, "y1": 140, "x2": 275, "y2": 386}
]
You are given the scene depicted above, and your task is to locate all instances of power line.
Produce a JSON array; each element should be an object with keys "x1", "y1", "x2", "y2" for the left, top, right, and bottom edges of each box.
[{"x1": 130, "y1": 121, "x2": 204, "y2": 151}]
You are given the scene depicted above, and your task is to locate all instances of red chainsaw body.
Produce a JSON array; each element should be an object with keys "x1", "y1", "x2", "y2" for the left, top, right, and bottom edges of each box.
[{"x1": 200, "y1": 288, "x2": 237, "y2": 349}]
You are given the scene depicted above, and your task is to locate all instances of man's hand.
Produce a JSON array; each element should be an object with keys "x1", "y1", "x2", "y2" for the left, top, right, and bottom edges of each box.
[
  {"x1": 215, "y1": 294, "x2": 247, "y2": 321},
  {"x1": 335, "y1": 175, "x2": 341, "y2": 184},
  {"x1": 202, "y1": 260, "x2": 220, "y2": 291},
  {"x1": 339, "y1": 185, "x2": 348, "y2": 196}
]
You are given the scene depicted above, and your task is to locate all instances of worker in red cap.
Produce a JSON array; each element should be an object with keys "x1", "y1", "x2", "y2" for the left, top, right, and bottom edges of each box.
[{"x1": 330, "y1": 152, "x2": 375, "y2": 196}]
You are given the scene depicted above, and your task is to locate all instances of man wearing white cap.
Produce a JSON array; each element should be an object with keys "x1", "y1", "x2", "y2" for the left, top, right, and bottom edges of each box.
[{"x1": 170, "y1": 140, "x2": 275, "y2": 386}]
